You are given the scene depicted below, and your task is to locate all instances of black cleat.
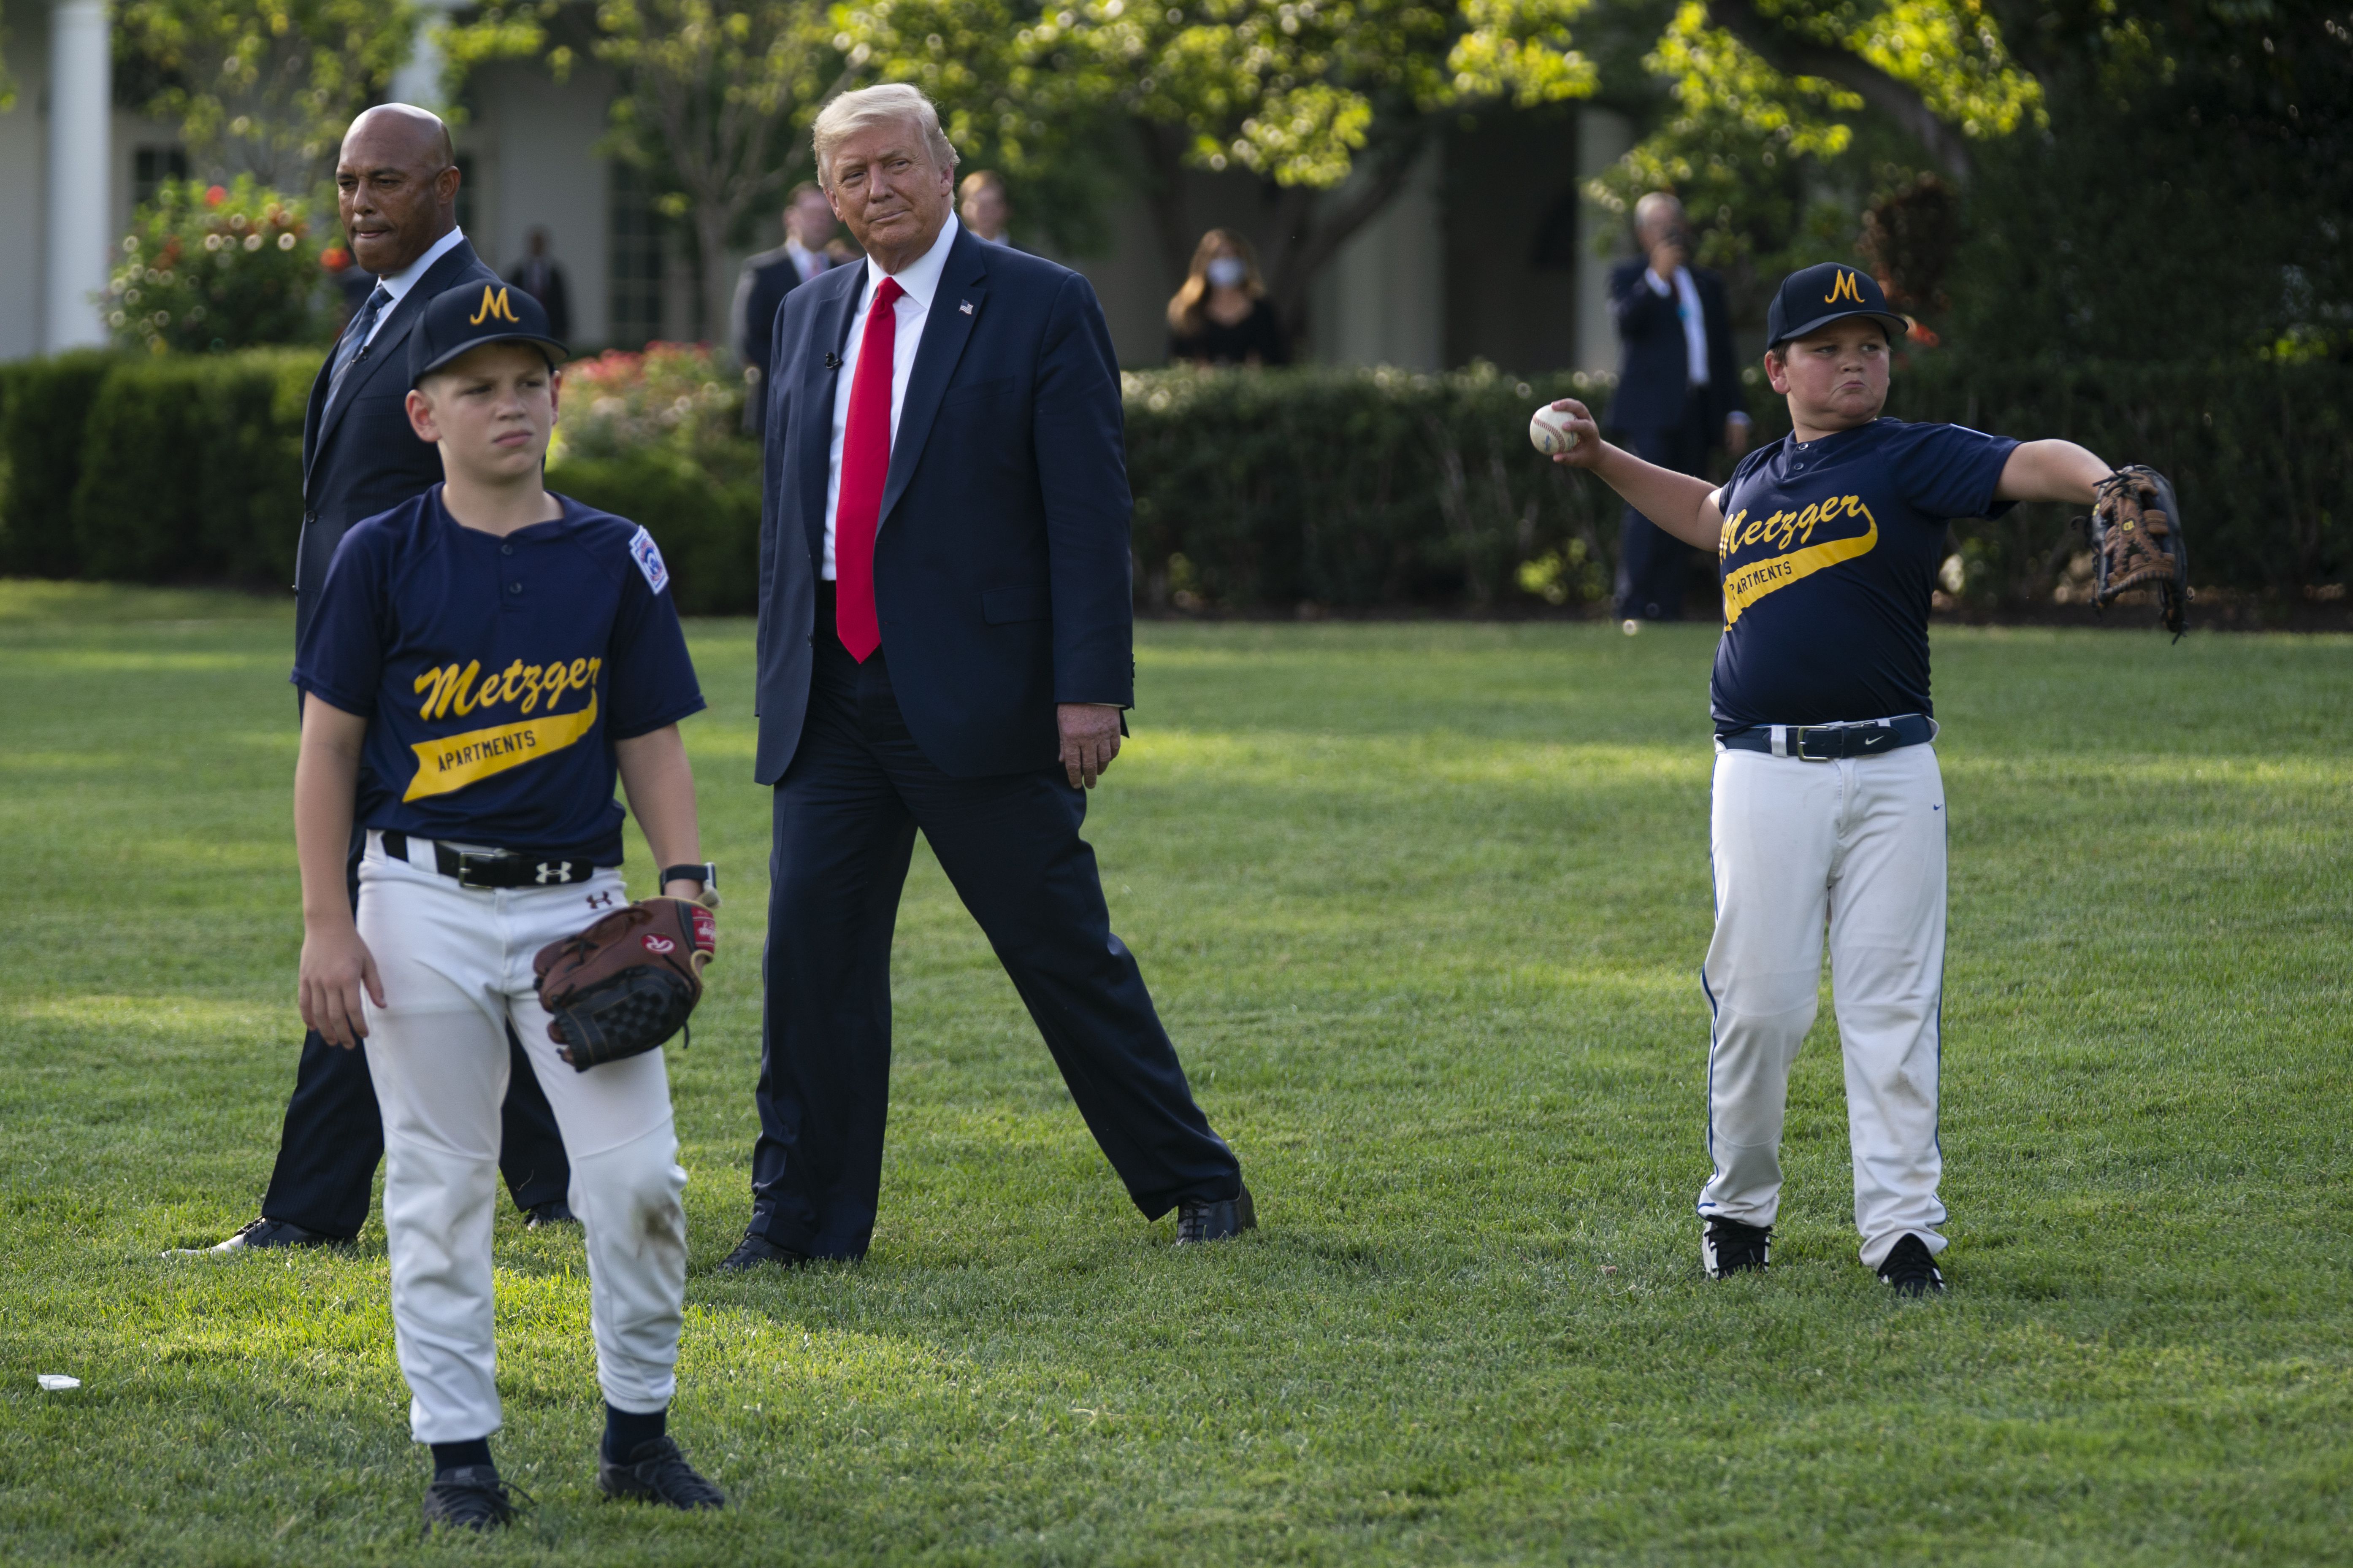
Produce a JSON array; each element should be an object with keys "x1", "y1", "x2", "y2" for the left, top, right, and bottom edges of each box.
[
  {"x1": 1878, "y1": 1233, "x2": 1946, "y2": 1297},
  {"x1": 525, "y1": 1199, "x2": 579, "y2": 1229},
  {"x1": 1702, "y1": 1217, "x2": 1772, "y2": 1279},
  {"x1": 1175, "y1": 1184, "x2": 1257, "y2": 1244},
  {"x1": 422, "y1": 1465, "x2": 518, "y2": 1533},
  {"x1": 599, "y1": 1436, "x2": 726, "y2": 1510},
  {"x1": 714, "y1": 1232, "x2": 810, "y2": 1273},
  {"x1": 171, "y1": 1217, "x2": 341, "y2": 1256}
]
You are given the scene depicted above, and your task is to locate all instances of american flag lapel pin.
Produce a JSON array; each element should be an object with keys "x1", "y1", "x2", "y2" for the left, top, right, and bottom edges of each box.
[{"x1": 959, "y1": 300, "x2": 975, "y2": 316}]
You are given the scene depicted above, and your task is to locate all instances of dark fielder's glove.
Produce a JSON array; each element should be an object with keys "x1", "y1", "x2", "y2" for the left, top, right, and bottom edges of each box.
[
  {"x1": 534, "y1": 898, "x2": 717, "y2": 1071},
  {"x1": 2086, "y1": 465, "x2": 2189, "y2": 639}
]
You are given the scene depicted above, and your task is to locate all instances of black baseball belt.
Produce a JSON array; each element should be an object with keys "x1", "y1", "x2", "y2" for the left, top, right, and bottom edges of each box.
[
  {"x1": 1714, "y1": 713, "x2": 1938, "y2": 761},
  {"x1": 376, "y1": 830, "x2": 612, "y2": 889}
]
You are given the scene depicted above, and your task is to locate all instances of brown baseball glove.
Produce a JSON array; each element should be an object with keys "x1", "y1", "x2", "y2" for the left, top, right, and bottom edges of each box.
[
  {"x1": 2086, "y1": 465, "x2": 2189, "y2": 640},
  {"x1": 534, "y1": 897, "x2": 717, "y2": 1071}
]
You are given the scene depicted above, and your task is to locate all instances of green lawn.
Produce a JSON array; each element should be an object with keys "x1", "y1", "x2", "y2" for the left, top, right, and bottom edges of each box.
[{"x1": 1, "y1": 581, "x2": 2347, "y2": 1565}]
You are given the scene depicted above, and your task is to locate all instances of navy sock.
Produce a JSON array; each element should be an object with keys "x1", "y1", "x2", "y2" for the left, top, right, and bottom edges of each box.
[
  {"x1": 603, "y1": 1403, "x2": 667, "y2": 1463},
  {"x1": 430, "y1": 1438, "x2": 494, "y2": 1475}
]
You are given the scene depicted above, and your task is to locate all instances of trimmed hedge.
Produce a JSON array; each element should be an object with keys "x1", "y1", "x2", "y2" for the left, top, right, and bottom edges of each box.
[{"x1": 5, "y1": 350, "x2": 2347, "y2": 616}]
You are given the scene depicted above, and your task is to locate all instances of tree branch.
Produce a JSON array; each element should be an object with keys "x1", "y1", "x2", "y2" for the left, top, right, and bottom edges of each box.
[{"x1": 1703, "y1": 0, "x2": 1973, "y2": 182}]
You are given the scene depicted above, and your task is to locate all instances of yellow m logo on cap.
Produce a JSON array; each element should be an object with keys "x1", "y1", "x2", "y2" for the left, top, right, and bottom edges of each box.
[
  {"x1": 467, "y1": 285, "x2": 520, "y2": 325},
  {"x1": 1824, "y1": 270, "x2": 1864, "y2": 305}
]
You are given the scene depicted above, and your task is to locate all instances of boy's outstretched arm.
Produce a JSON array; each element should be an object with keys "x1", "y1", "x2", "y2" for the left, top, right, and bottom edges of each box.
[
  {"x1": 295, "y1": 697, "x2": 382, "y2": 1049},
  {"x1": 1544, "y1": 398, "x2": 1724, "y2": 549},
  {"x1": 1996, "y1": 439, "x2": 2111, "y2": 505},
  {"x1": 615, "y1": 725, "x2": 706, "y2": 900}
]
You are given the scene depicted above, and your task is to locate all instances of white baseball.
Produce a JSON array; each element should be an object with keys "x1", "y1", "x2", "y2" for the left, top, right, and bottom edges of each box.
[{"x1": 1529, "y1": 404, "x2": 1581, "y2": 456}]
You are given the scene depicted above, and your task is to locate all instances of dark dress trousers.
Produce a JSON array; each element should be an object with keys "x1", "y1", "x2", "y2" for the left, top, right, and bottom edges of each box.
[
  {"x1": 1607, "y1": 260, "x2": 1747, "y2": 621},
  {"x1": 750, "y1": 226, "x2": 1241, "y2": 1259},
  {"x1": 733, "y1": 247, "x2": 825, "y2": 438},
  {"x1": 264, "y1": 236, "x2": 571, "y2": 1238}
]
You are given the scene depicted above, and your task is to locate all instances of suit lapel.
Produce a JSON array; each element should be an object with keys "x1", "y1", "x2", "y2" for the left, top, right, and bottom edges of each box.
[
  {"x1": 311, "y1": 240, "x2": 482, "y2": 462},
  {"x1": 796, "y1": 265, "x2": 863, "y2": 565},
  {"x1": 879, "y1": 229, "x2": 988, "y2": 528}
]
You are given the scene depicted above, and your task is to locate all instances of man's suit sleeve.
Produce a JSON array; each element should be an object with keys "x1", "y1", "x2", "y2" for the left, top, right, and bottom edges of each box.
[
  {"x1": 732, "y1": 262, "x2": 763, "y2": 372},
  {"x1": 1032, "y1": 270, "x2": 1135, "y2": 708},
  {"x1": 1610, "y1": 262, "x2": 1679, "y2": 337}
]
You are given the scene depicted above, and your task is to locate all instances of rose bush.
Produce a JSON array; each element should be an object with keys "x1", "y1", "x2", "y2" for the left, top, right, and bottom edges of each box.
[{"x1": 105, "y1": 178, "x2": 330, "y2": 355}]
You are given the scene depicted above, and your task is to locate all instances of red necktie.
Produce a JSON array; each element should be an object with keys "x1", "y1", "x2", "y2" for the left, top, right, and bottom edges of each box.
[{"x1": 834, "y1": 275, "x2": 904, "y2": 662}]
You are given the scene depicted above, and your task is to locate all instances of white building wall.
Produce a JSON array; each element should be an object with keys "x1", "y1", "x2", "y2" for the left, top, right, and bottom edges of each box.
[
  {"x1": 1311, "y1": 145, "x2": 1445, "y2": 371},
  {"x1": 1575, "y1": 106, "x2": 1635, "y2": 376},
  {"x1": 459, "y1": 60, "x2": 620, "y2": 346}
]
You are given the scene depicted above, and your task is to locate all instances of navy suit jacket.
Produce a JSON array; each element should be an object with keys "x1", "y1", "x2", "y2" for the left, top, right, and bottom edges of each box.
[
  {"x1": 1607, "y1": 260, "x2": 1746, "y2": 435},
  {"x1": 295, "y1": 238, "x2": 498, "y2": 643},
  {"x1": 733, "y1": 248, "x2": 831, "y2": 436},
  {"x1": 753, "y1": 226, "x2": 1134, "y2": 785}
]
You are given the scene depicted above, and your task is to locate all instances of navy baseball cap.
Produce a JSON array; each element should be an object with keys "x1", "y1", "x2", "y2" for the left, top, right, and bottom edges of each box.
[
  {"x1": 1766, "y1": 263, "x2": 1909, "y2": 350},
  {"x1": 409, "y1": 281, "x2": 568, "y2": 385}
]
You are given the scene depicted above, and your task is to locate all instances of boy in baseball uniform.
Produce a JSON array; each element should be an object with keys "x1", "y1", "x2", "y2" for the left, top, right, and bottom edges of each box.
[
  {"x1": 1543, "y1": 263, "x2": 2120, "y2": 1295},
  {"x1": 291, "y1": 283, "x2": 724, "y2": 1526}
]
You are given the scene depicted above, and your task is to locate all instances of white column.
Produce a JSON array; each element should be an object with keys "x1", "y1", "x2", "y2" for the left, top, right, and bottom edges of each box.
[
  {"x1": 44, "y1": 0, "x2": 114, "y2": 352},
  {"x1": 1316, "y1": 143, "x2": 1445, "y2": 370},
  {"x1": 1575, "y1": 106, "x2": 1634, "y2": 377}
]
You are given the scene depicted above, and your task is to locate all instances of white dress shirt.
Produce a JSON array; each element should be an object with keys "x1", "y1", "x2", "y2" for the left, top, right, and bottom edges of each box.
[
  {"x1": 363, "y1": 226, "x2": 469, "y2": 347},
  {"x1": 822, "y1": 215, "x2": 962, "y2": 580},
  {"x1": 785, "y1": 239, "x2": 828, "y2": 284},
  {"x1": 1644, "y1": 262, "x2": 1749, "y2": 427}
]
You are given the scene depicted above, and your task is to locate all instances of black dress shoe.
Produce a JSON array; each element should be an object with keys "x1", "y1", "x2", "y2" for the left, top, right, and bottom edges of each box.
[
  {"x1": 598, "y1": 1436, "x2": 726, "y2": 1509},
  {"x1": 171, "y1": 1217, "x2": 341, "y2": 1256},
  {"x1": 525, "y1": 1199, "x2": 579, "y2": 1229},
  {"x1": 715, "y1": 1232, "x2": 810, "y2": 1273},
  {"x1": 422, "y1": 1464, "x2": 520, "y2": 1532},
  {"x1": 1175, "y1": 1184, "x2": 1257, "y2": 1244}
]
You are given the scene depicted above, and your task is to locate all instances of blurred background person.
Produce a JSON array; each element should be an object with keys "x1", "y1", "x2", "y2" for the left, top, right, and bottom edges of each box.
[
  {"x1": 734, "y1": 182, "x2": 842, "y2": 435},
  {"x1": 505, "y1": 227, "x2": 572, "y2": 340},
  {"x1": 1606, "y1": 192, "x2": 1749, "y2": 625},
  {"x1": 1167, "y1": 230, "x2": 1288, "y2": 368},
  {"x1": 959, "y1": 170, "x2": 1014, "y2": 246}
]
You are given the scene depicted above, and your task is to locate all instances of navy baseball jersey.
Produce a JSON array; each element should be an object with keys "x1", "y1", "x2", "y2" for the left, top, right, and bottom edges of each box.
[
  {"x1": 292, "y1": 487, "x2": 704, "y2": 861},
  {"x1": 1709, "y1": 418, "x2": 2017, "y2": 729}
]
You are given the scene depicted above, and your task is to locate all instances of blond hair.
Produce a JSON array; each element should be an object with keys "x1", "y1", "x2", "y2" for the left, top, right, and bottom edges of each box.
[
  {"x1": 1166, "y1": 228, "x2": 1265, "y2": 334},
  {"x1": 813, "y1": 84, "x2": 959, "y2": 188}
]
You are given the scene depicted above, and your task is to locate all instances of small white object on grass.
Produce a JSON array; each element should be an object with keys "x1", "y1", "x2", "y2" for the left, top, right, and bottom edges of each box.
[
  {"x1": 37, "y1": 1374, "x2": 81, "y2": 1392},
  {"x1": 1528, "y1": 404, "x2": 1581, "y2": 456},
  {"x1": 1621, "y1": 619, "x2": 1641, "y2": 637}
]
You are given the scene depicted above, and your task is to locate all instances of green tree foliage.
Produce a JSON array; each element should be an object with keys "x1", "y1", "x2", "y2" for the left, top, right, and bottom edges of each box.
[
  {"x1": 839, "y1": 0, "x2": 1601, "y2": 332},
  {"x1": 114, "y1": 0, "x2": 419, "y2": 187},
  {"x1": 450, "y1": 0, "x2": 850, "y2": 341},
  {"x1": 1949, "y1": 0, "x2": 2352, "y2": 362},
  {"x1": 103, "y1": 178, "x2": 330, "y2": 354}
]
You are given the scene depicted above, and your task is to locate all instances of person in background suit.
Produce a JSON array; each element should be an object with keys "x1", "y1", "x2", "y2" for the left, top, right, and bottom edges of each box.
[
  {"x1": 732, "y1": 183, "x2": 840, "y2": 436},
  {"x1": 1608, "y1": 192, "x2": 1751, "y2": 625},
  {"x1": 718, "y1": 83, "x2": 1253, "y2": 1272},
  {"x1": 506, "y1": 227, "x2": 572, "y2": 340},
  {"x1": 187, "y1": 103, "x2": 574, "y2": 1253},
  {"x1": 957, "y1": 170, "x2": 1013, "y2": 245}
]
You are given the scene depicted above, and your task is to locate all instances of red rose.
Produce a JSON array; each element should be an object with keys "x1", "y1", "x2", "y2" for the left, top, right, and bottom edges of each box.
[{"x1": 205, "y1": 185, "x2": 227, "y2": 207}]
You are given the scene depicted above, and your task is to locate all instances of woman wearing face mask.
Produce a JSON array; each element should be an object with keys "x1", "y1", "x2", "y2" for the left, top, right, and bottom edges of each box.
[{"x1": 1167, "y1": 230, "x2": 1290, "y2": 367}]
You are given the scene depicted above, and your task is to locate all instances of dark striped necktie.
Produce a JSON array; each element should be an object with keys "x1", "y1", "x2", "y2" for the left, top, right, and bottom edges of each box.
[{"x1": 325, "y1": 285, "x2": 392, "y2": 411}]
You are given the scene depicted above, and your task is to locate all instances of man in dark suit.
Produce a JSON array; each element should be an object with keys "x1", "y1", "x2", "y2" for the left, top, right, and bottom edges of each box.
[
  {"x1": 718, "y1": 84, "x2": 1251, "y2": 1271},
  {"x1": 506, "y1": 227, "x2": 572, "y2": 340},
  {"x1": 195, "y1": 104, "x2": 573, "y2": 1252},
  {"x1": 731, "y1": 183, "x2": 840, "y2": 437},
  {"x1": 1607, "y1": 192, "x2": 1752, "y2": 624}
]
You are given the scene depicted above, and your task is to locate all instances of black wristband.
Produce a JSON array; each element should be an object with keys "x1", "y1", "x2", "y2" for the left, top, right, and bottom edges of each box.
[{"x1": 660, "y1": 862, "x2": 716, "y2": 889}]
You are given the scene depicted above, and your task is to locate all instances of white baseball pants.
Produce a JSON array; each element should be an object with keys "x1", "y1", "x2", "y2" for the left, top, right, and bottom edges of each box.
[
  {"x1": 355, "y1": 833, "x2": 689, "y2": 1444},
  {"x1": 1698, "y1": 741, "x2": 1949, "y2": 1270}
]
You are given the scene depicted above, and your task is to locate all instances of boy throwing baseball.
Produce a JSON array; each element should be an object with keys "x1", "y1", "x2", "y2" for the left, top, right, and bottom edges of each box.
[
  {"x1": 1545, "y1": 263, "x2": 2119, "y2": 1295},
  {"x1": 292, "y1": 284, "x2": 724, "y2": 1526}
]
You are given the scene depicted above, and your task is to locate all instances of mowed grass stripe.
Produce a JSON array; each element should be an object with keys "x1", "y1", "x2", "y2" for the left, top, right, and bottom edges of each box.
[{"x1": 0, "y1": 583, "x2": 2346, "y2": 1564}]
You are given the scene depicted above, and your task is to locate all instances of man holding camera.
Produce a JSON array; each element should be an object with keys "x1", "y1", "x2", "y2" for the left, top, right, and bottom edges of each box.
[{"x1": 1607, "y1": 192, "x2": 1752, "y2": 625}]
